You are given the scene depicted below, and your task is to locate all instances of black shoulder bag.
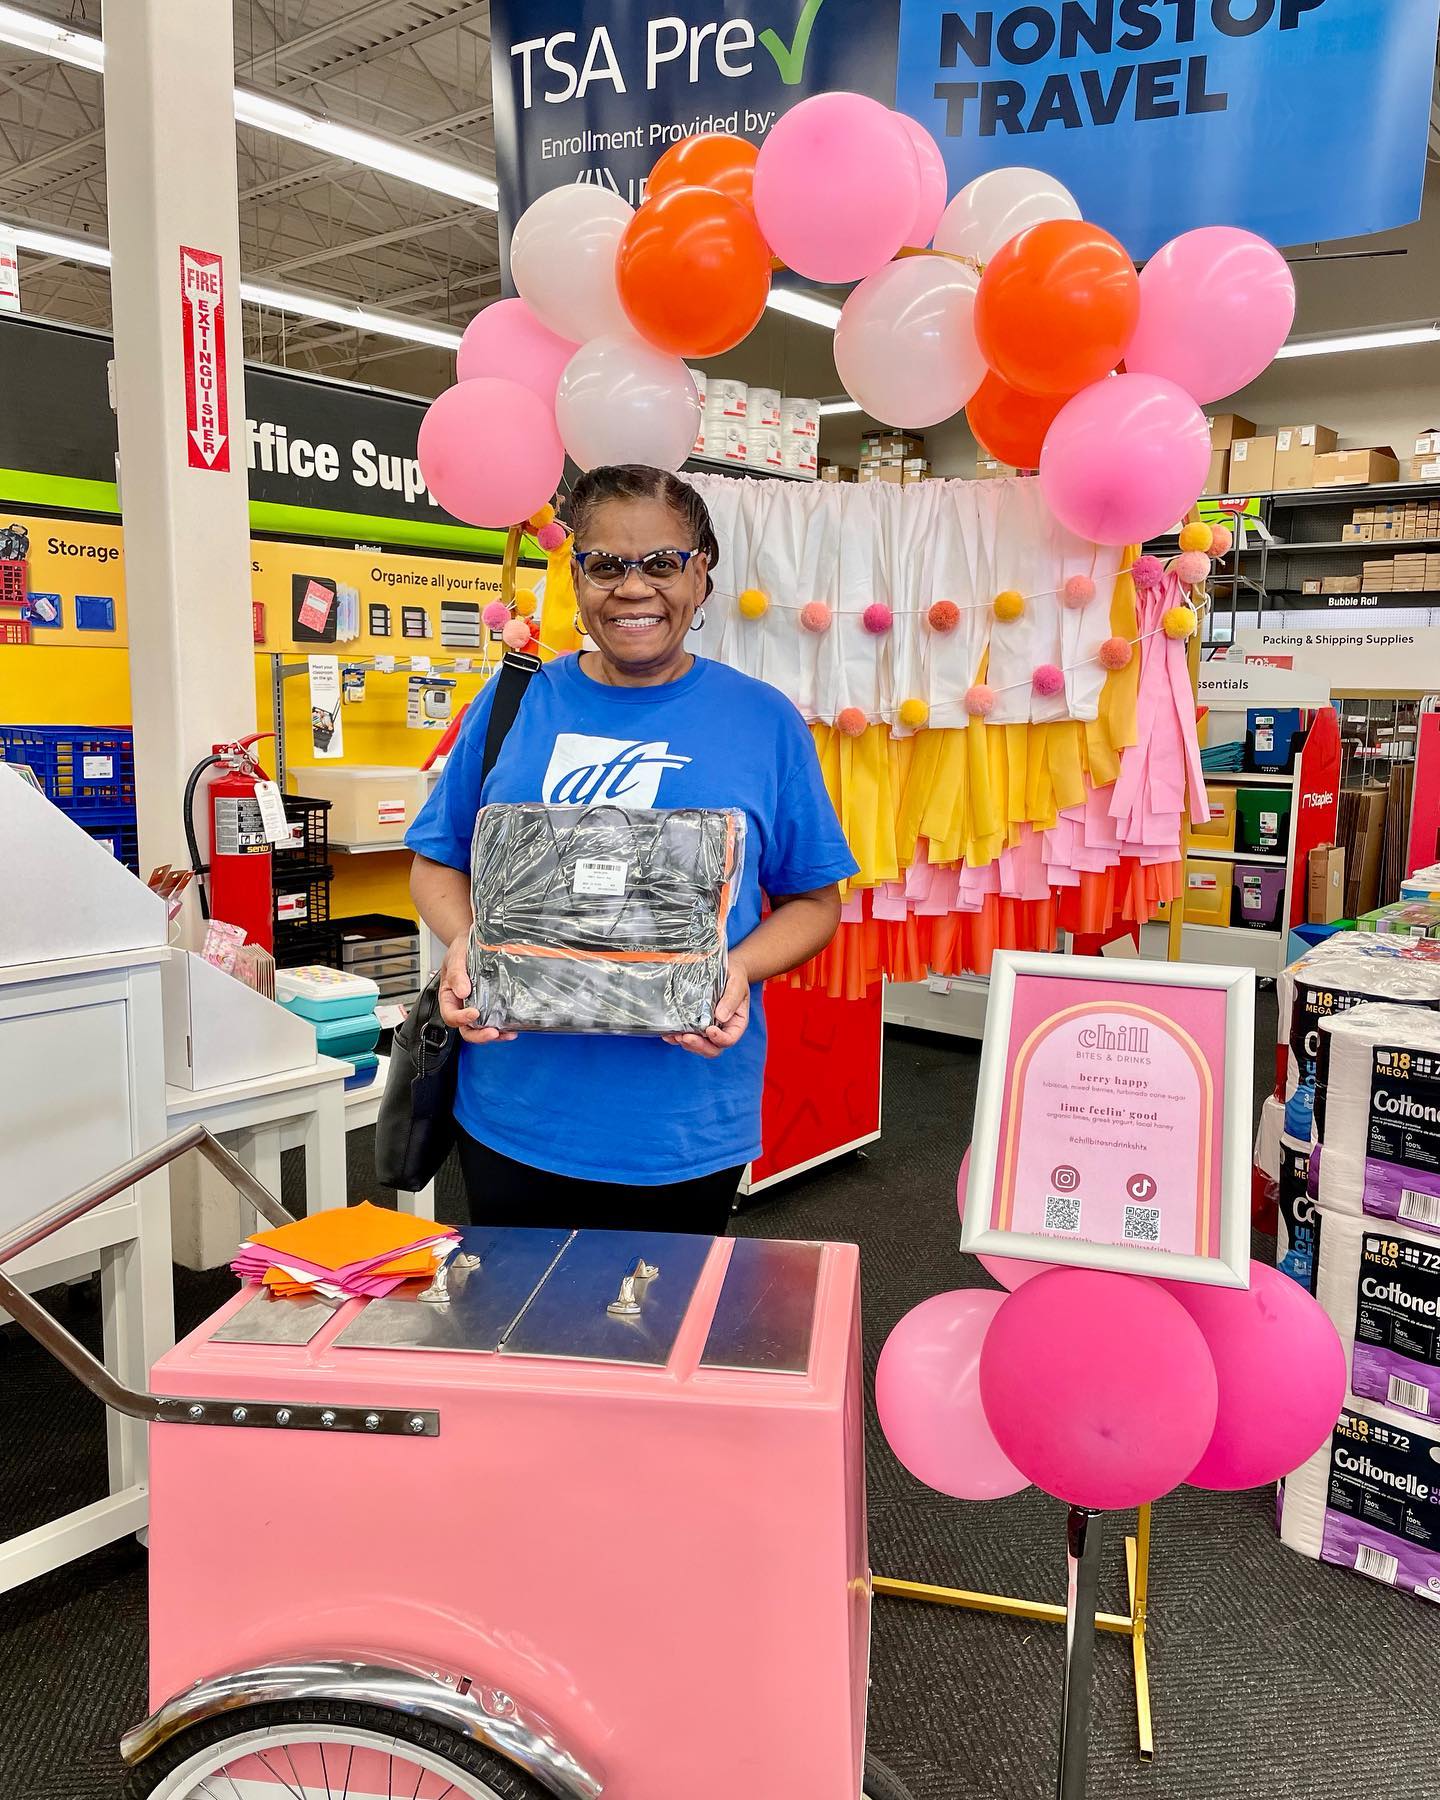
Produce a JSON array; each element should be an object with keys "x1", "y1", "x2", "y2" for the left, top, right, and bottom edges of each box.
[{"x1": 374, "y1": 650, "x2": 540, "y2": 1191}]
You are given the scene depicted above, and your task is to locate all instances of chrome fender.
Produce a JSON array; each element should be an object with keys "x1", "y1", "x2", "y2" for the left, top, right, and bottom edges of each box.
[{"x1": 121, "y1": 1656, "x2": 604, "y2": 1800}]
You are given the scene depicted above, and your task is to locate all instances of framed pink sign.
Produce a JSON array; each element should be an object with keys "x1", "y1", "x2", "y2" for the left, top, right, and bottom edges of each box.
[{"x1": 963, "y1": 952, "x2": 1255, "y2": 1288}]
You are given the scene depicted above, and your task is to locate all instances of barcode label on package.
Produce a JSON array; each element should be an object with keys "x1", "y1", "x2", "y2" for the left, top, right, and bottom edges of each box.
[
  {"x1": 1355, "y1": 1544, "x2": 1399, "y2": 1585},
  {"x1": 1388, "y1": 1375, "x2": 1431, "y2": 1415},
  {"x1": 1124, "y1": 1205, "x2": 1161, "y2": 1242},
  {"x1": 1044, "y1": 1193, "x2": 1081, "y2": 1233},
  {"x1": 572, "y1": 857, "x2": 628, "y2": 898},
  {"x1": 1401, "y1": 1189, "x2": 1440, "y2": 1227}
]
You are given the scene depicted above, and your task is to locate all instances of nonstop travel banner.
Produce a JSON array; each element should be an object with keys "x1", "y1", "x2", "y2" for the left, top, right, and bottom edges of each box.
[{"x1": 490, "y1": 0, "x2": 1440, "y2": 259}]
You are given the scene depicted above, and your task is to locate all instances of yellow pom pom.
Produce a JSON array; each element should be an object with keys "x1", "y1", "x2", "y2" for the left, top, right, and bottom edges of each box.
[
  {"x1": 513, "y1": 589, "x2": 537, "y2": 619},
  {"x1": 993, "y1": 589, "x2": 1026, "y2": 623},
  {"x1": 528, "y1": 503, "x2": 556, "y2": 530},
  {"x1": 738, "y1": 587, "x2": 770, "y2": 620},
  {"x1": 1178, "y1": 522, "x2": 1212, "y2": 554},
  {"x1": 1162, "y1": 605, "x2": 1198, "y2": 641},
  {"x1": 898, "y1": 697, "x2": 930, "y2": 730}
]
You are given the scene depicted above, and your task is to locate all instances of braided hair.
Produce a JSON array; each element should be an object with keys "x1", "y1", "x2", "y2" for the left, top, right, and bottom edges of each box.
[{"x1": 569, "y1": 464, "x2": 720, "y2": 600}]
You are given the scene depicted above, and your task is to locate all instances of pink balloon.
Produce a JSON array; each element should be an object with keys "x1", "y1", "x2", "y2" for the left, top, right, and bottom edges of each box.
[
  {"x1": 1126, "y1": 227, "x2": 1296, "y2": 407},
  {"x1": 456, "y1": 299, "x2": 578, "y2": 406},
  {"x1": 957, "y1": 1147, "x2": 1057, "y2": 1290},
  {"x1": 1158, "y1": 1261, "x2": 1346, "y2": 1491},
  {"x1": 1040, "y1": 374, "x2": 1211, "y2": 546},
  {"x1": 754, "y1": 93, "x2": 920, "y2": 284},
  {"x1": 980, "y1": 1269, "x2": 1219, "y2": 1511},
  {"x1": 417, "y1": 378, "x2": 564, "y2": 530},
  {"x1": 876, "y1": 1290, "x2": 1030, "y2": 1501},
  {"x1": 894, "y1": 113, "x2": 948, "y2": 249}
]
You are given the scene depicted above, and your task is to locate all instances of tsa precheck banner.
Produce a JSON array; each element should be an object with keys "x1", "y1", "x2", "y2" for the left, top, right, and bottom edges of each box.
[{"x1": 490, "y1": 0, "x2": 1440, "y2": 260}]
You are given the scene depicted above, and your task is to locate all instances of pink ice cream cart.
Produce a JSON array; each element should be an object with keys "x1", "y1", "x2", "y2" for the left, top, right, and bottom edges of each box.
[{"x1": 0, "y1": 1127, "x2": 912, "y2": 1800}]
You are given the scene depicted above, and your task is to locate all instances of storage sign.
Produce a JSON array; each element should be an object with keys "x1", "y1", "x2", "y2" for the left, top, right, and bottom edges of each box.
[
  {"x1": 491, "y1": 0, "x2": 1440, "y2": 258},
  {"x1": 180, "y1": 245, "x2": 230, "y2": 472}
]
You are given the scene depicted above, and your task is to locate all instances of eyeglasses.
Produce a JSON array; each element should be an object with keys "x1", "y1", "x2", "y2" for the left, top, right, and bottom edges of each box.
[{"x1": 573, "y1": 547, "x2": 699, "y2": 589}]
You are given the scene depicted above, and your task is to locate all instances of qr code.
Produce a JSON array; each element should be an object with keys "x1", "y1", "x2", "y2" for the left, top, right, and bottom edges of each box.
[
  {"x1": 1045, "y1": 1193, "x2": 1082, "y2": 1232},
  {"x1": 1124, "y1": 1205, "x2": 1161, "y2": 1242}
]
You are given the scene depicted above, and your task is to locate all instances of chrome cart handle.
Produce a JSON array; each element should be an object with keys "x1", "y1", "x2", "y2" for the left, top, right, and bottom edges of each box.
[{"x1": 607, "y1": 1256, "x2": 659, "y2": 1317}]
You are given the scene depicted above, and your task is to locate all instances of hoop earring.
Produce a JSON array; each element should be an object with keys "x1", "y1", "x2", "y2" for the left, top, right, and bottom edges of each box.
[
  {"x1": 573, "y1": 611, "x2": 586, "y2": 636},
  {"x1": 690, "y1": 606, "x2": 707, "y2": 632}
]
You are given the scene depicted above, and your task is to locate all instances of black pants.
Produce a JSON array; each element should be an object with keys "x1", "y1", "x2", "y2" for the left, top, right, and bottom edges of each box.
[{"x1": 455, "y1": 1128, "x2": 742, "y2": 1236}]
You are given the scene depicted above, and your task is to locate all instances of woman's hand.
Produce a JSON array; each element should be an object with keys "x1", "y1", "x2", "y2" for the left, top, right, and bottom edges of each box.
[
  {"x1": 665, "y1": 955, "x2": 751, "y2": 1059},
  {"x1": 438, "y1": 932, "x2": 516, "y2": 1046}
]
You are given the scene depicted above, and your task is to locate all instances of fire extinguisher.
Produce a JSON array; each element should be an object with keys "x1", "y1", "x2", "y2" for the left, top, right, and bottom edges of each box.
[{"x1": 184, "y1": 732, "x2": 277, "y2": 951}]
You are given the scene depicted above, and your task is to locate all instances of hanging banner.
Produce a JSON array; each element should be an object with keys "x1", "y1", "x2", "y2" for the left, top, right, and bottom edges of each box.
[
  {"x1": 490, "y1": 0, "x2": 1440, "y2": 259},
  {"x1": 180, "y1": 245, "x2": 231, "y2": 472},
  {"x1": 0, "y1": 232, "x2": 19, "y2": 315}
]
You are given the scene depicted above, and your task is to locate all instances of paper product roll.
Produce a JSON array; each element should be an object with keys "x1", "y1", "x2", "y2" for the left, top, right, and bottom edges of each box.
[
  {"x1": 1280, "y1": 939, "x2": 1440, "y2": 1142},
  {"x1": 1317, "y1": 1002, "x2": 1440, "y2": 1232},
  {"x1": 1276, "y1": 1131, "x2": 1320, "y2": 1295},
  {"x1": 781, "y1": 439, "x2": 817, "y2": 476},
  {"x1": 780, "y1": 396, "x2": 819, "y2": 440},
  {"x1": 1279, "y1": 1394, "x2": 1440, "y2": 1598},
  {"x1": 689, "y1": 368, "x2": 708, "y2": 410},
  {"x1": 1313, "y1": 1204, "x2": 1440, "y2": 1421},
  {"x1": 746, "y1": 426, "x2": 783, "y2": 472},
  {"x1": 704, "y1": 377, "x2": 747, "y2": 421},
  {"x1": 706, "y1": 418, "x2": 748, "y2": 465},
  {"x1": 748, "y1": 385, "x2": 781, "y2": 429},
  {"x1": 1255, "y1": 1090, "x2": 1284, "y2": 1183}
]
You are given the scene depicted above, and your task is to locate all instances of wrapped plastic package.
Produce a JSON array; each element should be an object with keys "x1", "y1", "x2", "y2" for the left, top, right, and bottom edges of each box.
[{"x1": 466, "y1": 804, "x2": 745, "y2": 1035}]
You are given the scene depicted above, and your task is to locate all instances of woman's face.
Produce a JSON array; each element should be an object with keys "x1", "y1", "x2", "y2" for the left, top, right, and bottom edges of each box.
[{"x1": 573, "y1": 494, "x2": 707, "y2": 680}]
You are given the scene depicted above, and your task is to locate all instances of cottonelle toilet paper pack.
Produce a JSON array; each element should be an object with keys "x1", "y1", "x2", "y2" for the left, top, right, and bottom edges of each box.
[
  {"x1": 1313, "y1": 1208, "x2": 1440, "y2": 1422},
  {"x1": 1275, "y1": 1131, "x2": 1320, "y2": 1295},
  {"x1": 1316, "y1": 1002, "x2": 1440, "y2": 1233},
  {"x1": 1280, "y1": 1394, "x2": 1440, "y2": 1601}
]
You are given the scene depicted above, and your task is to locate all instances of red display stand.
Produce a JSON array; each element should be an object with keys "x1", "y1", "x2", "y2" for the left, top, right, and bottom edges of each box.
[{"x1": 744, "y1": 982, "x2": 884, "y2": 1193}]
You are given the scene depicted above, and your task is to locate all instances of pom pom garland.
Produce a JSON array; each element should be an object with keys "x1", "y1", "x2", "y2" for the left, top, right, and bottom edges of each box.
[
  {"x1": 837, "y1": 706, "x2": 869, "y2": 737},
  {"x1": 993, "y1": 590, "x2": 1025, "y2": 623},
  {"x1": 1061, "y1": 575, "x2": 1096, "y2": 610},
  {"x1": 1163, "y1": 605, "x2": 1198, "y2": 641},
  {"x1": 500, "y1": 618, "x2": 533, "y2": 651},
  {"x1": 800, "y1": 600, "x2": 833, "y2": 633},
  {"x1": 739, "y1": 587, "x2": 771, "y2": 620},
  {"x1": 1032, "y1": 663, "x2": 1065, "y2": 697},
  {"x1": 513, "y1": 589, "x2": 537, "y2": 618},
  {"x1": 1131, "y1": 555, "x2": 1166, "y2": 592},
  {"x1": 927, "y1": 600, "x2": 962, "y2": 633},
  {"x1": 1208, "y1": 524, "x2": 1234, "y2": 557},
  {"x1": 898, "y1": 697, "x2": 930, "y2": 729},
  {"x1": 529, "y1": 503, "x2": 557, "y2": 531},
  {"x1": 536, "y1": 521, "x2": 568, "y2": 552},
  {"x1": 964, "y1": 683, "x2": 997, "y2": 718},
  {"x1": 1174, "y1": 551, "x2": 1211, "y2": 587},
  {"x1": 481, "y1": 600, "x2": 510, "y2": 631},
  {"x1": 1098, "y1": 636, "x2": 1134, "y2": 670},
  {"x1": 1178, "y1": 522, "x2": 1212, "y2": 553},
  {"x1": 863, "y1": 601, "x2": 894, "y2": 635}
]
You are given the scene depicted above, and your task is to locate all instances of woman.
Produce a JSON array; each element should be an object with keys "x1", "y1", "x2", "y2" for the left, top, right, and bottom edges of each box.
[{"x1": 407, "y1": 464, "x2": 857, "y2": 1234}]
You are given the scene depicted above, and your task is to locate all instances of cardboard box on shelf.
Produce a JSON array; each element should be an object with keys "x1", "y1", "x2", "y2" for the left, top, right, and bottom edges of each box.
[
  {"x1": 1205, "y1": 448, "x2": 1230, "y2": 495},
  {"x1": 1406, "y1": 456, "x2": 1440, "y2": 483},
  {"x1": 1206, "y1": 412, "x2": 1258, "y2": 450},
  {"x1": 1227, "y1": 436, "x2": 1277, "y2": 493},
  {"x1": 1311, "y1": 448, "x2": 1402, "y2": 486},
  {"x1": 1307, "y1": 845, "x2": 1346, "y2": 925},
  {"x1": 975, "y1": 457, "x2": 1017, "y2": 480},
  {"x1": 1274, "y1": 424, "x2": 1339, "y2": 490},
  {"x1": 1415, "y1": 430, "x2": 1440, "y2": 457},
  {"x1": 819, "y1": 465, "x2": 857, "y2": 483},
  {"x1": 859, "y1": 465, "x2": 904, "y2": 485},
  {"x1": 903, "y1": 458, "x2": 929, "y2": 473},
  {"x1": 1300, "y1": 578, "x2": 1324, "y2": 595},
  {"x1": 902, "y1": 469, "x2": 931, "y2": 485},
  {"x1": 1340, "y1": 523, "x2": 1372, "y2": 542},
  {"x1": 1319, "y1": 576, "x2": 1362, "y2": 594}
]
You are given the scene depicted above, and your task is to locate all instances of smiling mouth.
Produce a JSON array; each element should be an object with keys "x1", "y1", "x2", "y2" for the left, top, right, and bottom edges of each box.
[{"x1": 608, "y1": 615, "x2": 665, "y2": 632}]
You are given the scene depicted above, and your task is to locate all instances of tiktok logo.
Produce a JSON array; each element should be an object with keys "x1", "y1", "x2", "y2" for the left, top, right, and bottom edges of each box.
[{"x1": 542, "y1": 733, "x2": 691, "y2": 806}]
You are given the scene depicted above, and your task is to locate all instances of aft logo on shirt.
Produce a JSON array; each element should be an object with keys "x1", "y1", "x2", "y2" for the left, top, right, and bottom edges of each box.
[{"x1": 542, "y1": 733, "x2": 691, "y2": 806}]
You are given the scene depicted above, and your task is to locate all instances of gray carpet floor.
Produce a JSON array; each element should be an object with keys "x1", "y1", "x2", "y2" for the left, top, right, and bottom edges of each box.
[{"x1": 1, "y1": 996, "x2": 1432, "y2": 1800}]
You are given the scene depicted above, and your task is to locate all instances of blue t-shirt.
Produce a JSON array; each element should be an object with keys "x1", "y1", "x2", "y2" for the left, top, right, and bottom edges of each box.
[{"x1": 406, "y1": 653, "x2": 857, "y2": 1183}]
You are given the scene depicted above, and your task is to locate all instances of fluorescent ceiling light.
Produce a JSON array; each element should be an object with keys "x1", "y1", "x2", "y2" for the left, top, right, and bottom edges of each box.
[
  {"x1": 818, "y1": 400, "x2": 862, "y2": 416},
  {"x1": 10, "y1": 222, "x2": 112, "y2": 268},
  {"x1": 1274, "y1": 325, "x2": 1440, "y2": 359},
  {"x1": 766, "y1": 289, "x2": 842, "y2": 330},
  {"x1": 240, "y1": 280, "x2": 462, "y2": 349},
  {"x1": 0, "y1": 5, "x2": 496, "y2": 210}
]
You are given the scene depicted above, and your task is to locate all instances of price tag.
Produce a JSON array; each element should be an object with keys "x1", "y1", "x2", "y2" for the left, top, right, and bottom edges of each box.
[
  {"x1": 82, "y1": 754, "x2": 114, "y2": 779},
  {"x1": 572, "y1": 857, "x2": 628, "y2": 897},
  {"x1": 253, "y1": 779, "x2": 291, "y2": 845}
]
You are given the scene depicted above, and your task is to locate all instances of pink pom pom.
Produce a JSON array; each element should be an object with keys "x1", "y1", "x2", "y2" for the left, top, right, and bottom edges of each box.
[
  {"x1": 1098, "y1": 636, "x2": 1134, "y2": 671},
  {"x1": 1174, "y1": 551, "x2": 1211, "y2": 586},
  {"x1": 1062, "y1": 574, "x2": 1096, "y2": 610},
  {"x1": 863, "y1": 601, "x2": 894, "y2": 635},
  {"x1": 536, "y1": 521, "x2": 568, "y2": 552},
  {"x1": 837, "y1": 706, "x2": 869, "y2": 737},
  {"x1": 800, "y1": 600, "x2": 833, "y2": 634},
  {"x1": 481, "y1": 600, "x2": 510, "y2": 630},
  {"x1": 1032, "y1": 663, "x2": 1065, "y2": 697},
  {"x1": 927, "y1": 600, "x2": 961, "y2": 633},
  {"x1": 1208, "y1": 524, "x2": 1234, "y2": 557},
  {"x1": 964, "y1": 683, "x2": 997, "y2": 719},
  {"x1": 1131, "y1": 554, "x2": 1166, "y2": 592},
  {"x1": 500, "y1": 618, "x2": 532, "y2": 650}
]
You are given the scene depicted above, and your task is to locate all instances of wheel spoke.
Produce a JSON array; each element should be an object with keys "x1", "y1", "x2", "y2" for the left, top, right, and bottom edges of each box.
[{"x1": 340, "y1": 1743, "x2": 356, "y2": 1800}]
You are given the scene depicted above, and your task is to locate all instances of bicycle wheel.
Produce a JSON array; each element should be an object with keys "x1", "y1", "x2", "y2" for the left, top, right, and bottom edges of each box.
[{"x1": 863, "y1": 1750, "x2": 916, "y2": 1800}]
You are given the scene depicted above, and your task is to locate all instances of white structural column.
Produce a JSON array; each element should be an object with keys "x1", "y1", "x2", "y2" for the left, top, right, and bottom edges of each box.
[{"x1": 103, "y1": 0, "x2": 256, "y2": 898}]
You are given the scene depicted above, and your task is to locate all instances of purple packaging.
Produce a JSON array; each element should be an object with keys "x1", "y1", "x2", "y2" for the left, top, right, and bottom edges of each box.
[{"x1": 1351, "y1": 1231, "x2": 1440, "y2": 1421}]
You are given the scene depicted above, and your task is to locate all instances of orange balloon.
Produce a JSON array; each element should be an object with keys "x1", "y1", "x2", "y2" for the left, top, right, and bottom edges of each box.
[
  {"x1": 974, "y1": 220, "x2": 1139, "y2": 398},
  {"x1": 648, "y1": 133, "x2": 759, "y2": 212},
  {"x1": 617, "y1": 185, "x2": 771, "y2": 359},
  {"x1": 966, "y1": 370, "x2": 1070, "y2": 469}
]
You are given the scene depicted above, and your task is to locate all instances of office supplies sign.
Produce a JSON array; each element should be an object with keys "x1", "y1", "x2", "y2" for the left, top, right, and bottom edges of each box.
[{"x1": 180, "y1": 245, "x2": 230, "y2": 472}]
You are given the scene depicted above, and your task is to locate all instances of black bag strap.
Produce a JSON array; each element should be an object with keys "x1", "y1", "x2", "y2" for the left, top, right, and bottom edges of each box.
[{"x1": 481, "y1": 649, "x2": 541, "y2": 784}]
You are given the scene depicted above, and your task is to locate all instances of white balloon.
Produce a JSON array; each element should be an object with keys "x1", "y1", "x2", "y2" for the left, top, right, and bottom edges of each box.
[
  {"x1": 933, "y1": 166, "x2": 1082, "y2": 266},
  {"x1": 834, "y1": 256, "x2": 985, "y2": 430},
  {"x1": 510, "y1": 185, "x2": 634, "y2": 344},
  {"x1": 556, "y1": 336, "x2": 701, "y2": 472}
]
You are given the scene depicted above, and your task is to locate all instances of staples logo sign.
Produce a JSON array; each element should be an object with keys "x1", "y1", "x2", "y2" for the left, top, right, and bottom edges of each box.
[{"x1": 1302, "y1": 790, "x2": 1337, "y2": 809}]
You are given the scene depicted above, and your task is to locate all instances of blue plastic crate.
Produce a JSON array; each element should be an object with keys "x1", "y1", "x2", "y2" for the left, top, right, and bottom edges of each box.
[{"x1": 0, "y1": 725, "x2": 135, "y2": 812}]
